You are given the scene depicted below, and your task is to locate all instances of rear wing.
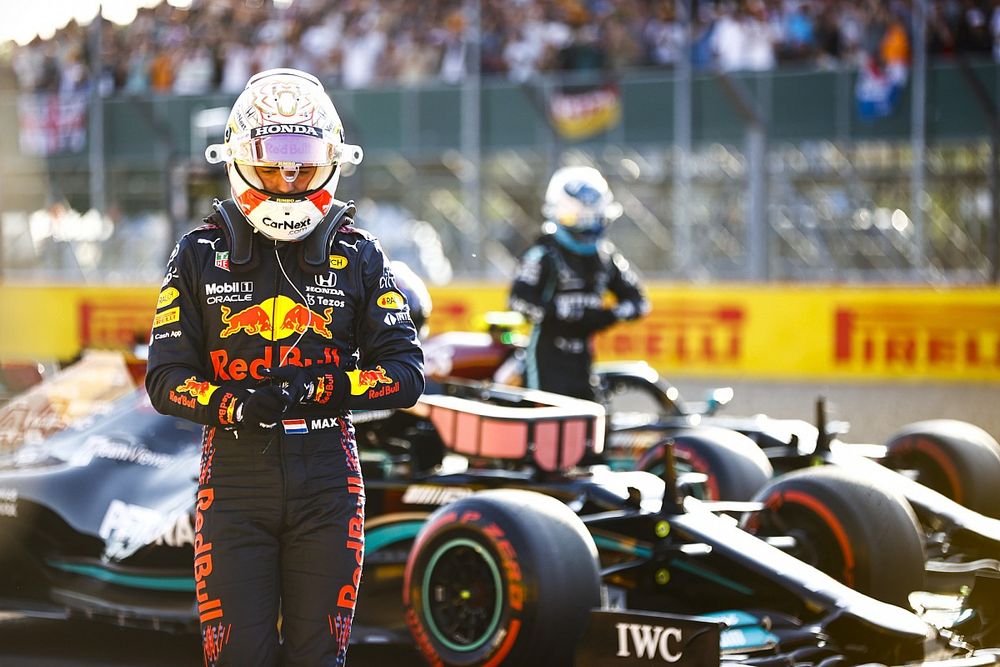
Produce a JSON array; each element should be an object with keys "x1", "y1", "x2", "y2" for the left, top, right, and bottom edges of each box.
[{"x1": 408, "y1": 382, "x2": 606, "y2": 472}]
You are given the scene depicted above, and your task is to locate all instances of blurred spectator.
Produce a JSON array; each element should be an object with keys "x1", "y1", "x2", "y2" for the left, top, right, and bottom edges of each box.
[
  {"x1": 7, "y1": 0, "x2": 1000, "y2": 96},
  {"x1": 780, "y1": 0, "x2": 817, "y2": 62},
  {"x1": 504, "y1": 23, "x2": 545, "y2": 82},
  {"x1": 123, "y1": 43, "x2": 152, "y2": 94},
  {"x1": 219, "y1": 39, "x2": 254, "y2": 93},
  {"x1": 712, "y1": 1, "x2": 777, "y2": 72},
  {"x1": 992, "y1": 0, "x2": 1000, "y2": 61},
  {"x1": 396, "y1": 29, "x2": 441, "y2": 86},
  {"x1": 173, "y1": 46, "x2": 215, "y2": 95},
  {"x1": 957, "y1": 0, "x2": 993, "y2": 54},
  {"x1": 645, "y1": 3, "x2": 685, "y2": 67},
  {"x1": 148, "y1": 48, "x2": 175, "y2": 93},
  {"x1": 341, "y1": 12, "x2": 387, "y2": 89},
  {"x1": 556, "y1": 6, "x2": 607, "y2": 74},
  {"x1": 742, "y1": 0, "x2": 778, "y2": 70},
  {"x1": 880, "y1": 11, "x2": 911, "y2": 85},
  {"x1": 814, "y1": 3, "x2": 844, "y2": 66},
  {"x1": 438, "y1": 10, "x2": 469, "y2": 83}
]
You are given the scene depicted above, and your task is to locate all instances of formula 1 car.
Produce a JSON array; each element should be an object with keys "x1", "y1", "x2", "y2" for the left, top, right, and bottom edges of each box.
[
  {"x1": 423, "y1": 321, "x2": 1000, "y2": 608},
  {"x1": 0, "y1": 353, "x2": 998, "y2": 667},
  {"x1": 592, "y1": 360, "x2": 1000, "y2": 607}
]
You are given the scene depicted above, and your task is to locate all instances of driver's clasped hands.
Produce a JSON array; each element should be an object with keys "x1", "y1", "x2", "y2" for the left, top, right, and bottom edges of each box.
[
  {"x1": 235, "y1": 385, "x2": 292, "y2": 431},
  {"x1": 235, "y1": 364, "x2": 349, "y2": 431}
]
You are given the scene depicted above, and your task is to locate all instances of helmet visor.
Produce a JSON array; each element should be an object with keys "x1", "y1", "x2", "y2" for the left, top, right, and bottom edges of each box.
[{"x1": 246, "y1": 133, "x2": 335, "y2": 166}]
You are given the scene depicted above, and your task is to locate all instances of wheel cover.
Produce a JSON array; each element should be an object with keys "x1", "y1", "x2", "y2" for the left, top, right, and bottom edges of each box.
[{"x1": 422, "y1": 538, "x2": 503, "y2": 652}]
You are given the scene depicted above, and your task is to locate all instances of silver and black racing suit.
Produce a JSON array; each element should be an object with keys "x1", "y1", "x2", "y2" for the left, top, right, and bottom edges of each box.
[{"x1": 509, "y1": 233, "x2": 648, "y2": 401}]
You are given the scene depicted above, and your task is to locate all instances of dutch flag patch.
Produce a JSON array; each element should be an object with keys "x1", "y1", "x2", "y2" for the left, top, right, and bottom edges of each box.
[{"x1": 282, "y1": 419, "x2": 308, "y2": 434}]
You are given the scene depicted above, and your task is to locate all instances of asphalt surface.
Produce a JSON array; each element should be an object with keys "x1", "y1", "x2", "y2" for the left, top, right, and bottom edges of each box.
[
  {"x1": 0, "y1": 616, "x2": 423, "y2": 667},
  {"x1": 670, "y1": 377, "x2": 1000, "y2": 444}
]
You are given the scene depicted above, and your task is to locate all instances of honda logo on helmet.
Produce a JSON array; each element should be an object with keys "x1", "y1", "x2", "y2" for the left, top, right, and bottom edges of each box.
[{"x1": 251, "y1": 124, "x2": 321, "y2": 138}]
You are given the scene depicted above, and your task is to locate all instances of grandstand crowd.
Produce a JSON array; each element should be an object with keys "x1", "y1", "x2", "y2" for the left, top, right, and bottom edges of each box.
[{"x1": 3, "y1": 0, "x2": 1000, "y2": 95}]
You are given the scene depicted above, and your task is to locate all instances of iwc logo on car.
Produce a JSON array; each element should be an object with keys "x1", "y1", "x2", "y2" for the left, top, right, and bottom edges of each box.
[
  {"x1": 615, "y1": 624, "x2": 683, "y2": 662},
  {"x1": 578, "y1": 610, "x2": 720, "y2": 665}
]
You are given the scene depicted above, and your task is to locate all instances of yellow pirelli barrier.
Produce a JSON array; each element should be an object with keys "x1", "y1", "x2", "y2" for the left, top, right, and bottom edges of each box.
[
  {"x1": 425, "y1": 284, "x2": 1000, "y2": 383},
  {"x1": 0, "y1": 285, "x2": 159, "y2": 361},
  {"x1": 2, "y1": 283, "x2": 999, "y2": 382}
]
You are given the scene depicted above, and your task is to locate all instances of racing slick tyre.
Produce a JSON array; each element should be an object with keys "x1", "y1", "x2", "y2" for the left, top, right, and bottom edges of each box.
[
  {"x1": 403, "y1": 489, "x2": 601, "y2": 667},
  {"x1": 742, "y1": 466, "x2": 925, "y2": 608},
  {"x1": 636, "y1": 426, "x2": 774, "y2": 501},
  {"x1": 883, "y1": 419, "x2": 1000, "y2": 519}
]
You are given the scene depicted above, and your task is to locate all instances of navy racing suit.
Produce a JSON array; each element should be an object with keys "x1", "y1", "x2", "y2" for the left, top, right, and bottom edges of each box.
[
  {"x1": 509, "y1": 233, "x2": 648, "y2": 401},
  {"x1": 145, "y1": 212, "x2": 424, "y2": 666}
]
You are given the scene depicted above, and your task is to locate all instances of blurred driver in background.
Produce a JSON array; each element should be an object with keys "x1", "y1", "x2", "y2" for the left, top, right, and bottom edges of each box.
[
  {"x1": 144, "y1": 68, "x2": 424, "y2": 666},
  {"x1": 508, "y1": 166, "x2": 649, "y2": 401}
]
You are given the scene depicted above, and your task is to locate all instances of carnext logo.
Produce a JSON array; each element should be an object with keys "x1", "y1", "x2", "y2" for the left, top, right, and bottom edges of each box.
[{"x1": 615, "y1": 623, "x2": 683, "y2": 662}]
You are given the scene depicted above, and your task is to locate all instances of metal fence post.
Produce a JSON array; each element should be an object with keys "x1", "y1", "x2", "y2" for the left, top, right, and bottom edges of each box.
[
  {"x1": 88, "y1": 8, "x2": 106, "y2": 216},
  {"x1": 911, "y1": 0, "x2": 928, "y2": 277},
  {"x1": 460, "y1": 0, "x2": 483, "y2": 277},
  {"x1": 746, "y1": 121, "x2": 768, "y2": 281},
  {"x1": 673, "y1": 0, "x2": 694, "y2": 279}
]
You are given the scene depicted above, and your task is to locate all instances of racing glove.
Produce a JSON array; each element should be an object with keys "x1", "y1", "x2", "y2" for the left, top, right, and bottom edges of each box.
[
  {"x1": 260, "y1": 364, "x2": 350, "y2": 409},
  {"x1": 576, "y1": 307, "x2": 619, "y2": 333},
  {"x1": 204, "y1": 384, "x2": 291, "y2": 431},
  {"x1": 235, "y1": 386, "x2": 291, "y2": 431},
  {"x1": 541, "y1": 307, "x2": 616, "y2": 338}
]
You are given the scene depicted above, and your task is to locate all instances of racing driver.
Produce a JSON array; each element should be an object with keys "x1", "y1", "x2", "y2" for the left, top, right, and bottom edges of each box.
[
  {"x1": 509, "y1": 165, "x2": 649, "y2": 401},
  {"x1": 145, "y1": 68, "x2": 424, "y2": 666}
]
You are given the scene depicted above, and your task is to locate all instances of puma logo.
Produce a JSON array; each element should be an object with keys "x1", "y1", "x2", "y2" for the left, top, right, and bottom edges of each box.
[
  {"x1": 198, "y1": 238, "x2": 221, "y2": 250},
  {"x1": 339, "y1": 240, "x2": 360, "y2": 251}
]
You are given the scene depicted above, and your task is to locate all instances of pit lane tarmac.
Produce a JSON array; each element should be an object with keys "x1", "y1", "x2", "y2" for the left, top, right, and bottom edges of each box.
[{"x1": 0, "y1": 614, "x2": 423, "y2": 666}]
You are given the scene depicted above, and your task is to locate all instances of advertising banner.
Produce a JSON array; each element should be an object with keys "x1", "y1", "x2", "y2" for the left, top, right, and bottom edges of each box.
[{"x1": 1, "y1": 284, "x2": 999, "y2": 383}]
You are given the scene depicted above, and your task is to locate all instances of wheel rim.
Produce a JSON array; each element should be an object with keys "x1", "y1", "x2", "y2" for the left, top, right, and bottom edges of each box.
[
  {"x1": 755, "y1": 503, "x2": 851, "y2": 586},
  {"x1": 887, "y1": 449, "x2": 956, "y2": 501},
  {"x1": 422, "y1": 538, "x2": 503, "y2": 652}
]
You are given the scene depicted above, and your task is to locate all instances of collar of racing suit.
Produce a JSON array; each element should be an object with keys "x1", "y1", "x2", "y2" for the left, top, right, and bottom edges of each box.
[{"x1": 207, "y1": 198, "x2": 357, "y2": 275}]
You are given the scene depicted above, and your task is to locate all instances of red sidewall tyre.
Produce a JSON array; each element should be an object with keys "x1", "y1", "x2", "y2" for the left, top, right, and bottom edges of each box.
[
  {"x1": 742, "y1": 466, "x2": 925, "y2": 608},
  {"x1": 884, "y1": 419, "x2": 1000, "y2": 518},
  {"x1": 637, "y1": 427, "x2": 773, "y2": 501}
]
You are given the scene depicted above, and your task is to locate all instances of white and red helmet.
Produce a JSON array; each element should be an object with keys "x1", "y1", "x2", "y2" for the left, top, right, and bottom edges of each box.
[{"x1": 205, "y1": 68, "x2": 364, "y2": 242}]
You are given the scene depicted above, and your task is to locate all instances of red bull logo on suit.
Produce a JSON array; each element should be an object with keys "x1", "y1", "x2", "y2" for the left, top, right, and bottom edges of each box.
[
  {"x1": 346, "y1": 366, "x2": 394, "y2": 396},
  {"x1": 219, "y1": 296, "x2": 334, "y2": 340}
]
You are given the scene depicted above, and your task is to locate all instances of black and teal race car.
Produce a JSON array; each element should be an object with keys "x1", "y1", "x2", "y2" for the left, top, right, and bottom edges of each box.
[{"x1": 0, "y1": 353, "x2": 997, "y2": 666}]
